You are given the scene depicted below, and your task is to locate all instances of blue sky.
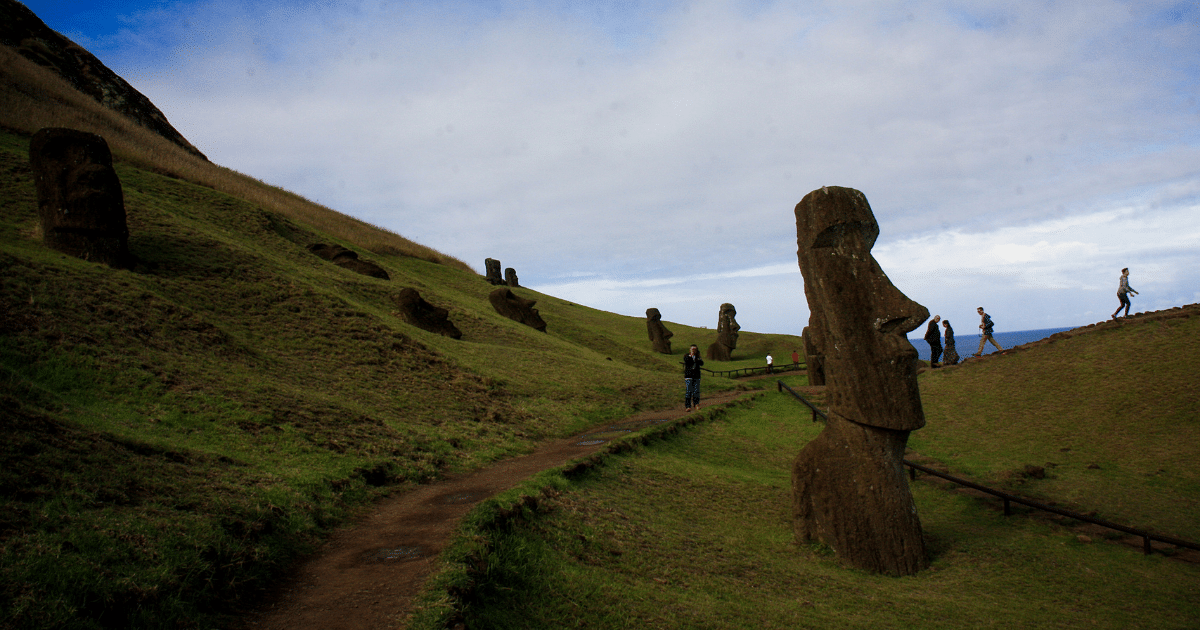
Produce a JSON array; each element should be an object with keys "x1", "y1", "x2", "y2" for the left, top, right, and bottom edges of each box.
[{"x1": 20, "y1": 0, "x2": 1200, "y2": 336}]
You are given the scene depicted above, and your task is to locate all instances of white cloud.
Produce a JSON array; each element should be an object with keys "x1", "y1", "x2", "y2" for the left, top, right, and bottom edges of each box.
[{"x1": 90, "y1": 0, "x2": 1200, "y2": 333}]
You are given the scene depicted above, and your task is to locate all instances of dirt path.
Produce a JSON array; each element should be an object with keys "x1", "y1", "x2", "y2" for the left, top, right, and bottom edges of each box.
[{"x1": 236, "y1": 389, "x2": 752, "y2": 630}]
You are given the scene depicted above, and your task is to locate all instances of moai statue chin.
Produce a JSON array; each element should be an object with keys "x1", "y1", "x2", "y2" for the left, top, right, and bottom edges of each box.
[
  {"x1": 706, "y1": 303, "x2": 739, "y2": 361},
  {"x1": 791, "y1": 186, "x2": 930, "y2": 576},
  {"x1": 645, "y1": 308, "x2": 674, "y2": 354},
  {"x1": 30, "y1": 128, "x2": 130, "y2": 268}
]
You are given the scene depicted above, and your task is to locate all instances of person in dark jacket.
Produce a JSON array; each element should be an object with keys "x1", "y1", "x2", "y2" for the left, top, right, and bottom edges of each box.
[
  {"x1": 1112, "y1": 267, "x2": 1139, "y2": 319},
  {"x1": 683, "y1": 344, "x2": 704, "y2": 411},
  {"x1": 941, "y1": 319, "x2": 959, "y2": 365},
  {"x1": 973, "y1": 307, "x2": 1003, "y2": 356},
  {"x1": 923, "y1": 315, "x2": 942, "y2": 367}
]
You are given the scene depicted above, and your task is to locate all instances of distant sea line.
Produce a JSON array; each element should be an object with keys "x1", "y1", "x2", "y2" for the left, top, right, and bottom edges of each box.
[{"x1": 908, "y1": 327, "x2": 1074, "y2": 361}]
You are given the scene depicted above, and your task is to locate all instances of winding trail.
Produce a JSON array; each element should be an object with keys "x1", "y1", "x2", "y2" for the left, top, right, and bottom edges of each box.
[{"x1": 236, "y1": 389, "x2": 753, "y2": 630}]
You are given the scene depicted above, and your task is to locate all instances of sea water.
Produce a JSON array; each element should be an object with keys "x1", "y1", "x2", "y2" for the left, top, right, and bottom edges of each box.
[{"x1": 908, "y1": 326, "x2": 1074, "y2": 361}]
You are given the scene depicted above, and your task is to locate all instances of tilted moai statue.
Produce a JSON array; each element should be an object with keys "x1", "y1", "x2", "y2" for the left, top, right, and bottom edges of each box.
[
  {"x1": 393, "y1": 288, "x2": 462, "y2": 339},
  {"x1": 488, "y1": 287, "x2": 546, "y2": 332},
  {"x1": 705, "y1": 303, "x2": 740, "y2": 361},
  {"x1": 802, "y1": 325, "x2": 826, "y2": 386},
  {"x1": 645, "y1": 308, "x2": 674, "y2": 354},
  {"x1": 505, "y1": 267, "x2": 519, "y2": 287},
  {"x1": 308, "y1": 243, "x2": 390, "y2": 280},
  {"x1": 791, "y1": 186, "x2": 930, "y2": 576},
  {"x1": 30, "y1": 128, "x2": 130, "y2": 268},
  {"x1": 484, "y1": 258, "x2": 504, "y2": 285}
]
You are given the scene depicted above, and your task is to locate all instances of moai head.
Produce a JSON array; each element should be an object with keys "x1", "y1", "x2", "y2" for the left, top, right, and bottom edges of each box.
[
  {"x1": 645, "y1": 307, "x2": 674, "y2": 354},
  {"x1": 484, "y1": 258, "x2": 503, "y2": 285},
  {"x1": 488, "y1": 287, "x2": 547, "y2": 332},
  {"x1": 716, "y1": 303, "x2": 739, "y2": 350},
  {"x1": 393, "y1": 288, "x2": 462, "y2": 339},
  {"x1": 505, "y1": 267, "x2": 519, "y2": 287},
  {"x1": 30, "y1": 128, "x2": 129, "y2": 267},
  {"x1": 795, "y1": 186, "x2": 928, "y2": 431}
]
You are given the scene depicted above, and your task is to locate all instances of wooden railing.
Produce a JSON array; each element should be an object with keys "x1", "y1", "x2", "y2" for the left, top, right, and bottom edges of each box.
[
  {"x1": 702, "y1": 362, "x2": 805, "y2": 379},
  {"x1": 776, "y1": 380, "x2": 1200, "y2": 556}
]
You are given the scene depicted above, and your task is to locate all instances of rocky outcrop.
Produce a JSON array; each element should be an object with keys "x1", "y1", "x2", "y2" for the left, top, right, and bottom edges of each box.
[
  {"x1": 392, "y1": 288, "x2": 461, "y2": 339},
  {"x1": 308, "y1": 244, "x2": 390, "y2": 280},
  {"x1": 705, "y1": 303, "x2": 739, "y2": 361},
  {"x1": 645, "y1": 308, "x2": 673, "y2": 354},
  {"x1": 30, "y1": 128, "x2": 130, "y2": 267},
  {"x1": 488, "y1": 287, "x2": 546, "y2": 332},
  {"x1": 791, "y1": 186, "x2": 930, "y2": 576},
  {"x1": 1, "y1": 0, "x2": 206, "y2": 159}
]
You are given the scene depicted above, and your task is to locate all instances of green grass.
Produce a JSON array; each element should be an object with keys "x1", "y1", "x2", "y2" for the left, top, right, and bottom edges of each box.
[
  {"x1": 435, "y1": 384, "x2": 1200, "y2": 629},
  {"x1": 0, "y1": 124, "x2": 803, "y2": 628}
]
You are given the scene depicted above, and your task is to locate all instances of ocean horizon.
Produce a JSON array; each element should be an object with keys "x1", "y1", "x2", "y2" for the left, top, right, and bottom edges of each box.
[{"x1": 909, "y1": 326, "x2": 1074, "y2": 361}]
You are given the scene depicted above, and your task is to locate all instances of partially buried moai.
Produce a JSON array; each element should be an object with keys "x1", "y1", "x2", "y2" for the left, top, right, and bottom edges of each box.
[
  {"x1": 645, "y1": 308, "x2": 673, "y2": 354},
  {"x1": 705, "y1": 303, "x2": 739, "y2": 361},
  {"x1": 488, "y1": 287, "x2": 546, "y2": 332},
  {"x1": 791, "y1": 186, "x2": 930, "y2": 576},
  {"x1": 484, "y1": 258, "x2": 503, "y2": 285},
  {"x1": 30, "y1": 128, "x2": 130, "y2": 268}
]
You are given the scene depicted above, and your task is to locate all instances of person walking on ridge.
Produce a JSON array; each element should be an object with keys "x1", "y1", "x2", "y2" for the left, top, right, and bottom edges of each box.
[
  {"x1": 924, "y1": 315, "x2": 942, "y2": 367},
  {"x1": 973, "y1": 307, "x2": 1003, "y2": 357},
  {"x1": 683, "y1": 344, "x2": 704, "y2": 411},
  {"x1": 1112, "y1": 267, "x2": 1139, "y2": 319},
  {"x1": 942, "y1": 319, "x2": 959, "y2": 365}
]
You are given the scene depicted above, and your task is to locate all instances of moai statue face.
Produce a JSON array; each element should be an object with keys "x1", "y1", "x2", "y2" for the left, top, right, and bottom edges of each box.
[
  {"x1": 795, "y1": 187, "x2": 928, "y2": 431},
  {"x1": 646, "y1": 307, "x2": 674, "y2": 354},
  {"x1": 488, "y1": 287, "x2": 547, "y2": 332},
  {"x1": 716, "y1": 303, "x2": 739, "y2": 350}
]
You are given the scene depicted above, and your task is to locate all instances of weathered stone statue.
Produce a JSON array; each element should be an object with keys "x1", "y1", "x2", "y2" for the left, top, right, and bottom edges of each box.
[
  {"x1": 705, "y1": 303, "x2": 740, "y2": 361},
  {"x1": 802, "y1": 325, "x2": 826, "y2": 386},
  {"x1": 488, "y1": 287, "x2": 546, "y2": 332},
  {"x1": 392, "y1": 288, "x2": 462, "y2": 339},
  {"x1": 30, "y1": 128, "x2": 130, "y2": 268},
  {"x1": 484, "y1": 258, "x2": 503, "y2": 285},
  {"x1": 645, "y1": 308, "x2": 674, "y2": 354},
  {"x1": 791, "y1": 186, "x2": 930, "y2": 576},
  {"x1": 505, "y1": 267, "x2": 519, "y2": 287},
  {"x1": 308, "y1": 243, "x2": 390, "y2": 280}
]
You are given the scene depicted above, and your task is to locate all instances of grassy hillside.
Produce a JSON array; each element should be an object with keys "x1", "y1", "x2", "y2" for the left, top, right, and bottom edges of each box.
[
  {"x1": 420, "y1": 345, "x2": 1199, "y2": 628},
  {"x1": 0, "y1": 123, "x2": 802, "y2": 629}
]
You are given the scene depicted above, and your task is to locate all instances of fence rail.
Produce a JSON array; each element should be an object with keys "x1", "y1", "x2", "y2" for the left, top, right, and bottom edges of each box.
[
  {"x1": 703, "y1": 362, "x2": 805, "y2": 379},
  {"x1": 775, "y1": 380, "x2": 1200, "y2": 556}
]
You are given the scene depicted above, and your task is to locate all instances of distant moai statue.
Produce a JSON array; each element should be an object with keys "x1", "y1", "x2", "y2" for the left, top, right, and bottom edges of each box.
[
  {"x1": 488, "y1": 287, "x2": 546, "y2": 332},
  {"x1": 705, "y1": 303, "x2": 740, "y2": 361},
  {"x1": 484, "y1": 258, "x2": 504, "y2": 285},
  {"x1": 791, "y1": 186, "x2": 930, "y2": 576},
  {"x1": 308, "y1": 243, "x2": 390, "y2": 279},
  {"x1": 802, "y1": 325, "x2": 826, "y2": 386},
  {"x1": 645, "y1": 308, "x2": 674, "y2": 354},
  {"x1": 392, "y1": 288, "x2": 462, "y2": 339},
  {"x1": 30, "y1": 128, "x2": 130, "y2": 267},
  {"x1": 505, "y1": 267, "x2": 519, "y2": 287}
]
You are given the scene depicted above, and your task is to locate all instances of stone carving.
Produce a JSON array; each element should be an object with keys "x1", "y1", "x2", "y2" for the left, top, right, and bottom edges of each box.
[
  {"x1": 505, "y1": 267, "x2": 519, "y2": 287},
  {"x1": 705, "y1": 303, "x2": 740, "y2": 361},
  {"x1": 802, "y1": 325, "x2": 826, "y2": 386},
  {"x1": 791, "y1": 186, "x2": 930, "y2": 576},
  {"x1": 645, "y1": 308, "x2": 674, "y2": 354},
  {"x1": 488, "y1": 287, "x2": 546, "y2": 332},
  {"x1": 484, "y1": 258, "x2": 503, "y2": 285},
  {"x1": 308, "y1": 244, "x2": 390, "y2": 280},
  {"x1": 30, "y1": 128, "x2": 130, "y2": 268},
  {"x1": 392, "y1": 288, "x2": 462, "y2": 339}
]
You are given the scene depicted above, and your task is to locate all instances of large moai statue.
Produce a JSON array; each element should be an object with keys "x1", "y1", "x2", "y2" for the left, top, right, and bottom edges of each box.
[
  {"x1": 484, "y1": 258, "x2": 504, "y2": 285},
  {"x1": 645, "y1": 308, "x2": 674, "y2": 354},
  {"x1": 30, "y1": 128, "x2": 130, "y2": 268},
  {"x1": 392, "y1": 288, "x2": 462, "y2": 339},
  {"x1": 802, "y1": 325, "x2": 826, "y2": 386},
  {"x1": 705, "y1": 303, "x2": 740, "y2": 361},
  {"x1": 488, "y1": 287, "x2": 547, "y2": 332},
  {"x1": 791, "y1": 186, "x2": 930, "y2": 576},
  {"x1": 505, "y1": 267, "x2": 519, "y2": 287}
]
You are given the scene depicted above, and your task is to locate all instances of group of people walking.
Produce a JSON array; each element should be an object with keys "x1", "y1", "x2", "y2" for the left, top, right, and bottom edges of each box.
[{"x1": 923, "y1": 307, "x2": 1004, "y2": 368}]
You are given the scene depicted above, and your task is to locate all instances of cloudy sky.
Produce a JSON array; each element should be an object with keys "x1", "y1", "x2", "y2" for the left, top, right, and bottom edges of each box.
[{"x1": 24, "y1": 0, "x2": 1200, "y2": 336}]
